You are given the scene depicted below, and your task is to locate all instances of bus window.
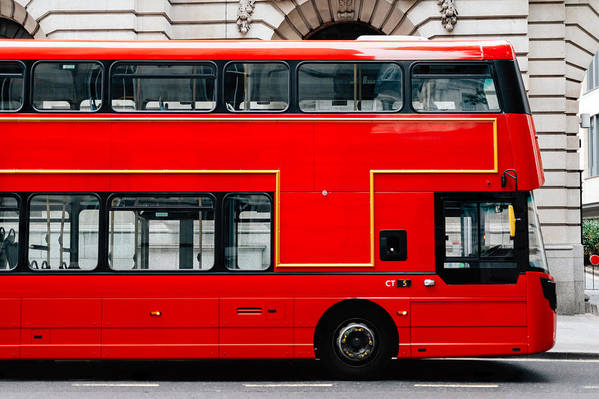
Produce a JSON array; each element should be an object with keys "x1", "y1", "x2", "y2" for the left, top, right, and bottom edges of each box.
[
  {"x1": 224, "y1": 194, "x2": 271, "y2": 270},
  {"x1": 528, "y1": 193, "x2": 548, "y2": 272},
  {"x1": 224, "y1": 62, "x2": 289, "y2": 112},
  {"x1": 0, "y1": 62, "x2": 24, "y2": 111},
  {"x1": 298, "y1": 62, "x2": 402, "y2": 112},
  {"x1": 0, "y1": 196, "x2": 19, "y2": 270},
  {"x1": 108, "y1": 196, "x2": 214, "y2": 271},
  {"x1": 411, "y1": 64, "x2": 500, "y2": 112},
  {"x1": 32, "y1": 62, "x2": 103, "y2": 111},
  {"x1": 110, "y1": 62, "x2": 216, "y2": 112},
  {"x1": 28, "y1": 195, "x2": 99, "y2": 270},
  {"x1": 443, "y1": 200, "x2": 515, "y2": 269}
]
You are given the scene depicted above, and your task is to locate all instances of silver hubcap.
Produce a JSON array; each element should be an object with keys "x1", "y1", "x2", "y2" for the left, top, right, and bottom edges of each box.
[{"x1": 336, "y1": 322, "x2": 376, "y2": 362}]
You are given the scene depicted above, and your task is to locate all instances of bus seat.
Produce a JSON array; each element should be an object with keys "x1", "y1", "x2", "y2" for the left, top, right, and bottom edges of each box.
[
  {"x1": 195, "y1": 101, "x2": 215, "y2": 110},
  {"x1": 80, "y1": 99, "x2": 102, "y2": 111},
  {"x1": 238, "y1": 101, "x2": 287, "y2": 110},
  {"x1": 111, "y1": 99, "x2": 135, "y2": 111},
  {"x1": 144, "y1": 101, "x2": 161, "y2": 111},
  {"x1": 299, "y1": 99, "x2": 354, "y2": 112},
  {"x1": 40, "y1": 101, "x2": 70, "y2": 110}
]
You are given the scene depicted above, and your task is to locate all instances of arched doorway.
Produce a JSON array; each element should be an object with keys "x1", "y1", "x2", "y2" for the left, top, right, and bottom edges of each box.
[
  {"x1": 0, "y1": 17, "x2": 33, "y2": 39},
  {"x1": 304, "y1": 21, "x2": 383, "y2": 40}
]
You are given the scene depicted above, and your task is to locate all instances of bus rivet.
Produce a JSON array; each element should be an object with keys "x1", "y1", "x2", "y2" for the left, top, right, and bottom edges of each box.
[{"x1": 322, "y1": 190, "x2": 328, "y2": 196}]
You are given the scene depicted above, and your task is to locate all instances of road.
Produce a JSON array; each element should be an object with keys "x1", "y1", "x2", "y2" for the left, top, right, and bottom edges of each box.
[{"x1": 0, "y1": 356, "x2": 599, "y2": 398}]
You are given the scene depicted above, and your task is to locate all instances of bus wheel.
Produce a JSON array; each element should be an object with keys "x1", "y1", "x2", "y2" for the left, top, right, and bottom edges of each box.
[{"x1": 319, "y1": 310, "x2": 393, "y2": 379}]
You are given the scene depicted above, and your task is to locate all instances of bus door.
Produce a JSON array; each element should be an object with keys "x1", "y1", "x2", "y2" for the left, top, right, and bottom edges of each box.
[{"x1": 410, "y1": 193, "x2": 528, "y2": 358}]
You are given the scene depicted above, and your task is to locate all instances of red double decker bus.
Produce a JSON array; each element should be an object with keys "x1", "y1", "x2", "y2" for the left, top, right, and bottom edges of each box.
[{"x1": 0, "y1": 39, "x2": 554, "y2": 378}]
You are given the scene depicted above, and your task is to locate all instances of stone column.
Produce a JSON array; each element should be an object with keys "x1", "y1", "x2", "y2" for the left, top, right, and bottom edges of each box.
[{"x1": 529, "y1": 0, "x2": 585, "y2": 314}]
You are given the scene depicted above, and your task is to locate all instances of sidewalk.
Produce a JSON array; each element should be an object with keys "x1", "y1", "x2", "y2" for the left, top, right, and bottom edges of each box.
[{"x1": 550, "y1": 314, "x2": 599, "y2": 354}]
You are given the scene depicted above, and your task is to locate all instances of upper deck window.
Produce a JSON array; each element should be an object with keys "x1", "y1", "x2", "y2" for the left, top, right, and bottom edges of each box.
[
  {"x1": 32, "y1": 62, "x2": 103, "y2": 112},
  {"x1": 298, "y1": 62, "x2": 402, "y2": 112},
  {"x1": 411, "y1": 64, "x2": 500, "y2": 113},
  {"x1": 110, "y1": 62, "x2": 216, "y2": 112},
  {"x1": 0, "y1": 62, "x2": 24, "y2": 112},
  {"x1": 224, "y1": 62, "x2": 289, "y2": 112}
]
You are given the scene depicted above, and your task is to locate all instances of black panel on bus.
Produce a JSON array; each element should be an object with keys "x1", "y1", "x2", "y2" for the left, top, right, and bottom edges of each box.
[{"x1": 493, "y1": 60, "x2": 531, "y2": 115}]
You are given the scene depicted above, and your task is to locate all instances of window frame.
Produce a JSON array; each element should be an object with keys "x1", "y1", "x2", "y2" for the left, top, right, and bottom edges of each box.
[
  {"x1": 26, "y1": 192, "x2": 102, "y2": 272},
  {"x1": 223, "y1": 60, "x2": 290, "y2": 113},
  {"x1": 590, "y1": 114, "x2": 599, "y2": 177},
  {"x1": 30, "y1": 60, "x2": 105, "y2": 113},
  {"x1": 223, "y1": 192, "x2": 274, "y2": 272},
  {"x1": 296, "y1": 60, "x2": 404, "y2": 114},
  {"x1": 0, "y1": 60, "x2": 26, "y2": 113},
  {"x1": 434, "y1": 192, "x2": 528, "y2": 285},
  {"x1": 409, "y1": 61, "x2": 503, "y2": 114},
  {"x1": 106, "y1": 192, "x2": 217, "y2": 272},
  {"x1": 108, "y1": 60, "x2": 218, "y2": 113}
]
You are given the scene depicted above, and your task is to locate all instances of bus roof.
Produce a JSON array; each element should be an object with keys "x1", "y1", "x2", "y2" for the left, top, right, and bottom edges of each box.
[{"x1": 0, "y1": 39, "x2": 516, "y2": 61}]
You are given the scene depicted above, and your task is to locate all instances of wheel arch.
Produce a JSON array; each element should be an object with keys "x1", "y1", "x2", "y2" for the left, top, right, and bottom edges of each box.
[{"x1": 313, "y1": 298, "x2": 399, "y2": 359}]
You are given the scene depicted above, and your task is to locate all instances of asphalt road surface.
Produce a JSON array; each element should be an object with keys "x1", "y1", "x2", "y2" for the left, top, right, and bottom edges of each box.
[{"x1": 0, "y1": 355, "x2": 598, "y2": 398}]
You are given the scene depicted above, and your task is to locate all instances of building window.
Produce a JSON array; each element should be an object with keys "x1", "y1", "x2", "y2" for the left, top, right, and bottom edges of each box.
[
  {"x1": 587, "y1": 53, "x2": 599, "y2": 92},
  {"x1": 590, "y1": 115, "x2": 599, "y2": 177}
]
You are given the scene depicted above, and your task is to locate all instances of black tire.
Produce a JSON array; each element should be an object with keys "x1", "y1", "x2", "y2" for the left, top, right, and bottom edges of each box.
[{"x1": 318, "y1": 309, "x2": 393, "y2": 379}]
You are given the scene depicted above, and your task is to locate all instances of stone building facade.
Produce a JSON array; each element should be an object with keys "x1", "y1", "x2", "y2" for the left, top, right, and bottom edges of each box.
[{"x1": 1, "y1": 0, "x2": 597, "y2": 313}]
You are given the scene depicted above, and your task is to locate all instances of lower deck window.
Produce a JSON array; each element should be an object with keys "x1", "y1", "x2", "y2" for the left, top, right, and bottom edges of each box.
[
  {"x1": 109, "y1": 196, "x2": 215, "y2": 271},
  {"x1": 0, "y1": 196, "x2": 19, "y2": 270},
  {"x1": 225, "y1": 194, "x2": 272, "y2": 270},
  {"x1": 28, "y1": 194, "x2": 99, "y2": 270}
]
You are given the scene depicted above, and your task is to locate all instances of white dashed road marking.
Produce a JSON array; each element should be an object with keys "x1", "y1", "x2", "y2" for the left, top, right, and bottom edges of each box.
[
  {"x1": 244, "y1": 383, "x2": 333, "y2": 388},
  {"x1": 72, "y1": 383, "x2": 160, "y2": 387},
  {"x1": 414, "y1": 384, "x2": 499, "y2": 388}
]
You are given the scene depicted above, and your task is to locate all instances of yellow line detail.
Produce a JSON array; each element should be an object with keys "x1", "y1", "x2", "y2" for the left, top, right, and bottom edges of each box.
[{"x1": 0, "y1": 118, "x2": 498, "y2": 268}]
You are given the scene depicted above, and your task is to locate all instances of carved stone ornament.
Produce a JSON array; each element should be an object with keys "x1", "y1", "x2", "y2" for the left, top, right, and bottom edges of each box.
[
  {"x1": 237, "y1": 0, "x2": 256, "y2": 34},
  {"x1": 337, "y1": 0, "x2": 354, "y2": 20},
  {"x1": 437, "y1": 0, "x2": 458, "y2": 31}
]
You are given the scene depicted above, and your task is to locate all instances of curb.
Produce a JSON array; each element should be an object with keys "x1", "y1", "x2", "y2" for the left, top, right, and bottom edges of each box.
[{"x1": 529, "y1": 352, "x2": 599, "y2": 359}]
